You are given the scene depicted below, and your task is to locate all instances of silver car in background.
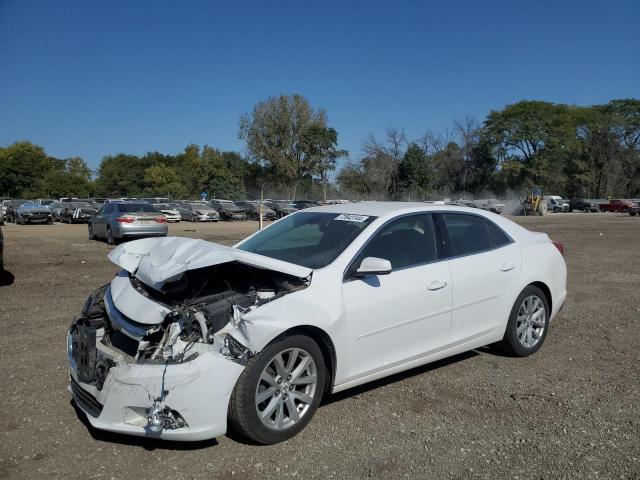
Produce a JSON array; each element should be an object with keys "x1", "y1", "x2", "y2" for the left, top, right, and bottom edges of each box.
[
  {"x1": 152, "y1": 203, "x2": 182, "y2": 222},
  {"x1": 177, "y1": 201, "x2": 220, "y2": 222},
  {"x1": 88, "y1": 202, "x2": 168, "y2": 245}
]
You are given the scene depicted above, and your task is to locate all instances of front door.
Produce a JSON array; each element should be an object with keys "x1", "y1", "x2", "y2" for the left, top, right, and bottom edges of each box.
[{"x1": 342, "y1": 214, "x2": 453, "y2": 382}]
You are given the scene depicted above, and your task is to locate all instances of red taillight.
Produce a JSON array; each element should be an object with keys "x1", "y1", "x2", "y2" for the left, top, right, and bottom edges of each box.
[
  {"x1": 551, "y1": 241, "x2": 564, "y2": 256},
  {"x1": 116, "y1": 216, "x2": 135, "y2": 223},
  {"x1": 155, "y1": 216, "x2": 167, "y2": 224}
]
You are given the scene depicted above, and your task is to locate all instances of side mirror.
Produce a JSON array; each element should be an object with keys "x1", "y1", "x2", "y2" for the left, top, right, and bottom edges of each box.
[{"x1": 353, "y1": 257, "x2": 392, "y2": 277}]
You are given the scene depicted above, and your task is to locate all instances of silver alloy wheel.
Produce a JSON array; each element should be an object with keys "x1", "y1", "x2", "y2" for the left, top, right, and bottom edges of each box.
[
  {"x1": 255, "y1": 347, "x2": 318, "y2": 431},
  {"x1": 516, "y1": 295, "x2": 546, "y2": 348}
]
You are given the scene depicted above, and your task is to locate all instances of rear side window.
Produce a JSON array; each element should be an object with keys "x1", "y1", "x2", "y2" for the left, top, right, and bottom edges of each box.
[
  {"x1": 358, "y1": 214, "x2": 438, "y2": 269},
  {"x1": 441, "y1": 213, "x2": 510, "y2": 257},
  {"x1": 486, "y1": 220, "x2": 511, "y2": 247}
]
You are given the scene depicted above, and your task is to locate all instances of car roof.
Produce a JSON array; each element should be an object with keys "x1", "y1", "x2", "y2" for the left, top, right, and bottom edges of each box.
[{"x1": 308, "y1": 201, "x2": 539, "y2": 241}]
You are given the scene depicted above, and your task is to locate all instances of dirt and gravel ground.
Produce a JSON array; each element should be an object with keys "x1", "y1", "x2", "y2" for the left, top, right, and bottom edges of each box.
[{"x1": 0, "y1": 214, "x2": 639, "y2": 479}]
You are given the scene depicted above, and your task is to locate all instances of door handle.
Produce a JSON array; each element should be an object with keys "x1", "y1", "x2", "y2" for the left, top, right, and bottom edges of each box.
[
  {"x1": 427, "y1": 280, "x2": 447, "y2": 291},
  {"x1": 500, "y1": 262, "x2": 516, "y2": 272}
]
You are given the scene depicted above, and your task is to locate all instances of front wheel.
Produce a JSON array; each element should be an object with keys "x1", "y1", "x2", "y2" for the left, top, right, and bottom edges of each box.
[
  {"x1": 228, "y1": 334, "x2": 326, "y2": 444},
  {"x1": 497, "y1": 285, "x2": 550, "y2": 357}
]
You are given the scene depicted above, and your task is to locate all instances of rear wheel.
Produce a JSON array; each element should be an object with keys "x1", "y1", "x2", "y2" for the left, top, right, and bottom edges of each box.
[
  {"x1": 106, "y1": 226, "x2": 116, "y2": 245},
  {"x1": 497, "y1": 285, "x2": 550, "y2": 357},
  {"x1": 228, "y1": 334, "x2": 325, "y2": 444}
]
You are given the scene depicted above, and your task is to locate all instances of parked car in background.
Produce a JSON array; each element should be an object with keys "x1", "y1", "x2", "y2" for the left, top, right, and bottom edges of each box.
[
  {"x1": 267, "y1": 201, "x2": 299, "y2": 219},
  {"x1": 544, "y1": 196, "x2": 570, "y2": 213},
  {"x1": 35, "y1": 199, "x2": 56, "y2": 207},
  {"x1": 13, "y1": 202, "x2": 54, "y2": 224},
  {"x1": 0, "y1": 224, "x2": 3, "y2": 269},
  {"x1": 292, "y1": 200, "x2": 319, "y2": 210},
  {"x1": 152, "y1": 203, "x2": 181, "y2": 222},
  {"x1": 141, "y1": 197, "x2": 170, "y2": 204},
  {"x1": 210, "y1": 199, "x2": 247, "y2": 221},
  {"x1": 59, "y1": 197, "x2": 81, "y2": 203},
  {"x1": 5, "y1": 199, "x2": 29, "y2": 223},
  {"x1": 479, "y1": 199, "x2": 505, "y2": 214},
  {"x1": 88, "y1": 202, "x2": 168, "y2": 245},
  {"x1": 60, "y1": 202, "x2": 98, "y2": 224},
  {"x1": 627, "y1": 201, "x2": 640, "y2": 216},
  {"x1": 1, "y1": 199, "x2": 11, "y2": 217},
  {"x1": 48, "y1": 202, "x2": 67, "y2": 221},
  {"x1": 67, "y1": 202, "x2": 566, "y2": 444},
  {"x1": 569, "y1": 198, "x2": 598, "y2": 213},
  {"x1": 235, "y1": 201, "x2": 276, "y2": 220},
  {"x1": 599, "y1": 199, "x2": 636, "y2": 213},
  {"x1": 176, "y1": 201, "x2": 220, "y2": 222}
]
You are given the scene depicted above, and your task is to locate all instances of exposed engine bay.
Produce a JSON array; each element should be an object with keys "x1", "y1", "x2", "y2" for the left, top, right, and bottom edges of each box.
[{"x1": 69, "y1": 261, "x2": 308, "y2": 391}]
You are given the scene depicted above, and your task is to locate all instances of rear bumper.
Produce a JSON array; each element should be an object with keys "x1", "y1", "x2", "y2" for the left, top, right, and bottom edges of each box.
[{"x1": 113, "y1": 223, "x2": 168, "y2": 238}]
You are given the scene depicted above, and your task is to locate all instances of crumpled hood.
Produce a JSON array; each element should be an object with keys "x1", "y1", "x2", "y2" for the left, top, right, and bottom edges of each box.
[{"x1": 108, "y1": 236, "x2": 312, "y2": 289}]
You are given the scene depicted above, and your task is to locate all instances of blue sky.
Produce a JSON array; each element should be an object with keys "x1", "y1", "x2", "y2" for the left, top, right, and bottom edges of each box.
[{"x1": 1, "y1": 0, "x2": 638, "y2": 171}]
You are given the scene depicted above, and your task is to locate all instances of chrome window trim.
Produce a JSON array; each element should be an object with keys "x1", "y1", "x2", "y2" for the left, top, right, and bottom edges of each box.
[{"x1": 343, "y1": 209, "x2": 515, "y2": 280}]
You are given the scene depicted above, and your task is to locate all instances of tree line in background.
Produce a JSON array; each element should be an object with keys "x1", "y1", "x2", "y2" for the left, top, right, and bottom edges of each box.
[
  {"x1": 339, "y1": 99, "x2": 640, "y2": 200},
  {"x1": 1, "y1": 96, "x2": 638, "y2": 201}
]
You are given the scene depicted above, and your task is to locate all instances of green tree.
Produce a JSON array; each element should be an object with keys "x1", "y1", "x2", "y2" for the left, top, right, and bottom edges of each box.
[
  {"x1": 397, "y1": 143, "x2": 434, "y2": 200},
  {"x1": 299, "y1": 125, "x2": 347, "y2": 201},
  {"x1": 0, "y1": 141, "x2": 51, "y2": 196},
  {"x1": 239, "y1": 93, "x2": 328, "y2": 199},
  {"x1": 143, "y1": 164, "x2": 186, "y2": 198},
  {"x1": 196, "y1": 146, "x2": 246, "y2": 199}
]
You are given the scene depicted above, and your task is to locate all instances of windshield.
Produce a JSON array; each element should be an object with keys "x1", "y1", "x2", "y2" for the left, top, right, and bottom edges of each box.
[
  {"x1": 153, "y1": 204, "x2": 172, "y2": 209},
  {"x1": 237, "y1": 212, "x2": 376, "y2": 269},
  {"x1": 189, "y1": 203, "x2": 209, "y2": 209},
  {"x1": 70, "y1": 202, "x2": 91, "y2": 208},
  {"x1": 21, "y1": 202, "x2": 42, "y2": 209},
  {"x1": 116, "y1": 203, "x2": 157, "y2": 213}
]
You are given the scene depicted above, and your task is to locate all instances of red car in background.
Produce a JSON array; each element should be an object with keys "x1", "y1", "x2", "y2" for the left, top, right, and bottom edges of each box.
[{"x1": 599, "y1": 199, "x2": 637, "y2": 213}]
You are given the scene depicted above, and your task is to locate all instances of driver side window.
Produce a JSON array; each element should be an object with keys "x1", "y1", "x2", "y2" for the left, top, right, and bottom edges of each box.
[{"x1": 358, "y1": 214, "x2": 438, "y2": 270}]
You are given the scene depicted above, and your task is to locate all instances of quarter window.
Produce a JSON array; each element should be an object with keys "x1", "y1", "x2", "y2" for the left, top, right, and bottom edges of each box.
[{"x1": 358, "y1": 214, "x2": 438, "y2": 269}]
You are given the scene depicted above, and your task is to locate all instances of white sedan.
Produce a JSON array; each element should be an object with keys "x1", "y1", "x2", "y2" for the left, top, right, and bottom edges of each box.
[{"x1": 67, "y1": 202, "x2": 566, "y2": 444}]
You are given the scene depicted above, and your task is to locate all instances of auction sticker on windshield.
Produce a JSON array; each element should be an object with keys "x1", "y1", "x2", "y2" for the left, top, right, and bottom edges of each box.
[{"x1": 334, "y1": 214, "x2": 370, "y2": 222}]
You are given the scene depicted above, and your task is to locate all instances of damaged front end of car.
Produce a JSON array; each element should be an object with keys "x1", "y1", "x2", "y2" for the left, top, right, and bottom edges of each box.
[{"x1": 67, "y1": 237, "x2": 311, "y2": 440}]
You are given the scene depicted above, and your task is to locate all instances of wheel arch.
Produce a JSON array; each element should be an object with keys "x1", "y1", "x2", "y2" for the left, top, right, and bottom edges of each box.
[
  {"x1": 271, "y1": 325, "x2": 337, "y2": 396},
  {"x1": 528, "y1": 280, "x2": 552, "y2": 313}
]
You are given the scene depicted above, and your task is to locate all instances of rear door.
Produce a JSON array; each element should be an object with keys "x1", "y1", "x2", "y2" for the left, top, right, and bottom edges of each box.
[
  {"x1": 438, "y1": 213, "x2": 521, "y2": 344},
  {"x1": 93, "y1": 205, "x2": 109, "y2": 236},
  {"x1": 342, "y1": 213, "x2": 452, "y2": 381}
]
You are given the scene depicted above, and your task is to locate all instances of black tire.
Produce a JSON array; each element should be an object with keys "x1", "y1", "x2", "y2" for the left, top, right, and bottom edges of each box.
[
  {"x1": 47, "y1": 218, "x2": 53, "y2": 225},
  {"x1": 630, "y1": 212, "x2": 637, "y2": 217},
  {"x1": 496, "y1": 285, "x2": 550, "y2": 357},
  {"x1": 67, "y1": 216, "x2": 73, "y2": 224},
  {"x1": 88, "y1": 224, "x2": 95, "y2": 240},
  {"x1": 583, "y1": 207, "x2": 589, "y2": 213},
  {"x1": 106, "y1": 226, "x2": 117, "y2": 245},
  {"x1": 228, "y1": 334, "x2": 326, "y2": 445}
]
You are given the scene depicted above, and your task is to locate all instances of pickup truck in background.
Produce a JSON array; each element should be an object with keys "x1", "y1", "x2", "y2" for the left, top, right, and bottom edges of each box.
[
  {"x1": 569, "y1": 198, "x2": 598, "y2": 212},
  {"x1": 599, "y1": 199, "x2": 637, "y2": 213}
]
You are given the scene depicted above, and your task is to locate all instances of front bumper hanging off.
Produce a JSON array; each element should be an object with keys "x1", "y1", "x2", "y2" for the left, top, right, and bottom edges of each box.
[{"x1": 67, "y1": 331, "x2": 244, "y2": 441}]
